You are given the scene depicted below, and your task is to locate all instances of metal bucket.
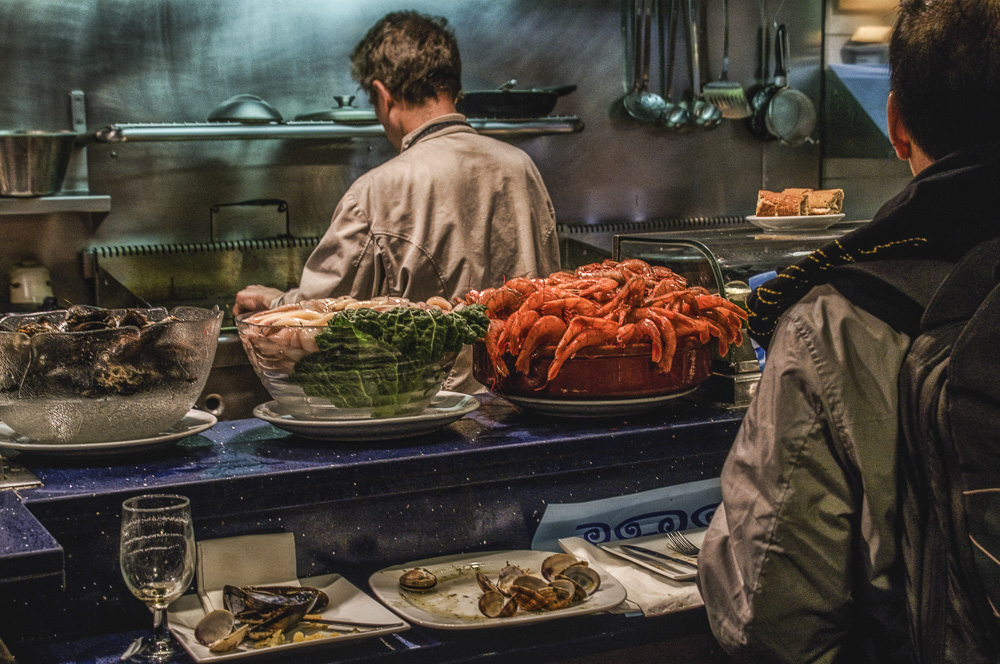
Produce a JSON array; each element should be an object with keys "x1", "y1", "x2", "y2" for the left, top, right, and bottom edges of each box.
[{"x1": 0, "y1": 130, "x2": 78, "y2": 197}]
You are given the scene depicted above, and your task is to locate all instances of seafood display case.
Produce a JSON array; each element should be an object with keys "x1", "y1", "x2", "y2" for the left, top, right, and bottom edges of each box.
[{"x1": 612, "y1": 221, "x2": 866, "y2": 406}]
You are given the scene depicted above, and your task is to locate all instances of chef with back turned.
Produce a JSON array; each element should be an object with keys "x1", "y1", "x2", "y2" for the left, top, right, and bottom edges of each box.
[{"x1": 234, "y1": 10, "x2": 561, "y2": 394}]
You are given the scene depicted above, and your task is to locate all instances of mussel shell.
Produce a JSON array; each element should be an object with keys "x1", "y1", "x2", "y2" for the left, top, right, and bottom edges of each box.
[{"x1": 223, "y1": 584, "x2": 324, "y2": 624}]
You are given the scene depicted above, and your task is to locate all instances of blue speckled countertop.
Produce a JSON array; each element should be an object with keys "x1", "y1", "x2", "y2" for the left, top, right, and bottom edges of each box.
[{"x1": 1, "y1": 394, "x2": 742, "y2": 662}]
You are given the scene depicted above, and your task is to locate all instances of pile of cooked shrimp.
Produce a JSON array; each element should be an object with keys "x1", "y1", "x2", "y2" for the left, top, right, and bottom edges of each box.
[{"x1": 462, "y1": 259, "x2": 747, "y2": 383}]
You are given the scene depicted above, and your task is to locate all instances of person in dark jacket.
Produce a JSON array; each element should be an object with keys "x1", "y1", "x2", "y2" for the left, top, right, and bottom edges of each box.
[{"x1": 696, "y1": 1, "x2": 1000, "y2": 661}]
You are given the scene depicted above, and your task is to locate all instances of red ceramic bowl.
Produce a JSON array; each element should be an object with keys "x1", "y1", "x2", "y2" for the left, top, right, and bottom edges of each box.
[{"x1": 472, "y1": 339, "x2": 712, "y2": 399}]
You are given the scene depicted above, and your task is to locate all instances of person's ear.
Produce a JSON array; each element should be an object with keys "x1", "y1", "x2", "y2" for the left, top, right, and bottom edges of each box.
[
  {"x1": 372, "y1": 80, "x2": 393, "y2": 114},
  {"x1": 887, "y1": 91, "x2": 912, "y2": 161}
]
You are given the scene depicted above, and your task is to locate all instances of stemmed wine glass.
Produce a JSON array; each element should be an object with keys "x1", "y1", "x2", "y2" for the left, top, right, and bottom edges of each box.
[{"x1": 120, "y1": 494, "x2": 196, "y2": 662}]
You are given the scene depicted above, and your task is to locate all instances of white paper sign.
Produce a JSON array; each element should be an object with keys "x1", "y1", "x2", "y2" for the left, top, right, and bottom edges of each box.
[{"x1": 531, "y1": 478, "x2": 721, "y2": 552}]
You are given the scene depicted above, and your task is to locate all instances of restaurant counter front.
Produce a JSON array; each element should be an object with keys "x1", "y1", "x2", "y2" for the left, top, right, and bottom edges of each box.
[{"x1": 0, "y1": 394, "x2": 742, "y2": 664}]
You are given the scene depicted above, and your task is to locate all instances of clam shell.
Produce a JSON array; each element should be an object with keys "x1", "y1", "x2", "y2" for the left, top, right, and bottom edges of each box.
[
  {"x1": 541, "y1": 553, "x2": 584, "y2": 581},
  {"x1": 195, "y1": 609, "x2": 235, "y2": 647},
  {"x1": 478, "y1": 590, "x2": 506, "y2": 618},
  {"x1": 475, "y1": 569, "x2": 499, "y2": 594},
  {"x1": 399, "y1": 567, "x2": 437, "y2": 592},
  {"x1": 497, "y1": 565, "x2": 526, "y2": 596},
  {"x1": 558, "y1": 565, "x2": 601, "y2": 597}
]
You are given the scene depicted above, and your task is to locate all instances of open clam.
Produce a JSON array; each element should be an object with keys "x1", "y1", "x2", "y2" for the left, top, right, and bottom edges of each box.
[
  {"x1": 194, "y1": 609, "x2": 250, "y2": 653},
  {"x1": 474, "y1": 554, "x2": 600, "y2": 618}
]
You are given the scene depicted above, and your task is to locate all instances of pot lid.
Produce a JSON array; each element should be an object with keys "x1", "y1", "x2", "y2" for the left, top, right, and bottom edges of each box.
[
  {"x1": 294, "y1": 96, "x2": 377, "y2": 124},
  {"x1": 207, "y1": 95, "x2": 283, "y2": 124}
]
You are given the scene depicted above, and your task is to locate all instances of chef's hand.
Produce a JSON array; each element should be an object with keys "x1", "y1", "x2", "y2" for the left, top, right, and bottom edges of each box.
[{"x1": 233, "y1": 285, "x2": 284, "y2": 316}]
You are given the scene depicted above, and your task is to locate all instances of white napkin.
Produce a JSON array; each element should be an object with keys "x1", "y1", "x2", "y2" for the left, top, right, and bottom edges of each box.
[
  {"x1": 196, "y1": 532, "x2": 298, "y2": 612},
  {"x1": 559, "y1": 533, "x2": 704, "y2": 618}
]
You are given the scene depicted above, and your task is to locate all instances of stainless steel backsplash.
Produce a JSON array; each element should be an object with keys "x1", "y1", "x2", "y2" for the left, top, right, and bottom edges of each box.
[{"x1": 0, "y1": 0, "x2": 828, "y2": 308}]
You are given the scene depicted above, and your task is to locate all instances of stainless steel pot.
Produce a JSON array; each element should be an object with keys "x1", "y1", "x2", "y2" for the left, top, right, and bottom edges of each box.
[{"x1": 0, "y1": 130, "x2": 77, "y2": 197}]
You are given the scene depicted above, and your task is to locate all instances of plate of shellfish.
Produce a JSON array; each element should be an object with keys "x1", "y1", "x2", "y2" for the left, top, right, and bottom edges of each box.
[
  {"x1": 167, "y1": 575, "x2": 409, "y2": 661},
  {"x1": 368, "y1": 550, "x2": 627, "y2": 630}
]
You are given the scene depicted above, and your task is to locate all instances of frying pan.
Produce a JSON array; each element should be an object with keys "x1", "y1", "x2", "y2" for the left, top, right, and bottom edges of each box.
[
  {"x1": 746, "y1": 24, "x2": 816, "y2": 145},
  {"x1": 456, "y1": 80, "x2": 577, "y2": 118}
]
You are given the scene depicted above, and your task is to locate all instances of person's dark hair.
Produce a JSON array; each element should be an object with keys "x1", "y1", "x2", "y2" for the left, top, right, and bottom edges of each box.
[
  {"x1": 350, "y1": 11, "x2": 462, "y2": 107},
  {"x1": 889, "y1": 0, "x2": 1000, "y2": 160}
]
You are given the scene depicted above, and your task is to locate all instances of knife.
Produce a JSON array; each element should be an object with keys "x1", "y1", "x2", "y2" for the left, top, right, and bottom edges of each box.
[
  {"x1": 621, "y1": 544, "x2": 698, "y2": 569},
  {"x1": 596, "y1": 543, "x2": 696, "y2": 581}
]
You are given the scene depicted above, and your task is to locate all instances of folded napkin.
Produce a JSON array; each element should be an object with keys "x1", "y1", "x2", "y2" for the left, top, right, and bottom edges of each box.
[
  {"x1": 559, "y1": 532, "x2": 704, "y2": 618},
  {"x1": 196, "y1": 532, "x2": 299, "y2": 612}
]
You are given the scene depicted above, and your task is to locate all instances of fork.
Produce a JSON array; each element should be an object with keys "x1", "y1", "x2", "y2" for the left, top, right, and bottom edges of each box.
[{"x1": 664, "y1": 531, "x2": 700, "y2": 557}]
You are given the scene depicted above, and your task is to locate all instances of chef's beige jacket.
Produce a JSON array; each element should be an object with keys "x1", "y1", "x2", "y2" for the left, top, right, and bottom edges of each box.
[{"x1": 276, "y1": 114, "x2": 561, "y2": 393}]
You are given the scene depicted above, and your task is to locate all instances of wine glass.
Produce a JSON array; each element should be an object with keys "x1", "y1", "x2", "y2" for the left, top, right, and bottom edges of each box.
[{"x1": 120, "y1": 494, "x2": 196, "y2": 663}]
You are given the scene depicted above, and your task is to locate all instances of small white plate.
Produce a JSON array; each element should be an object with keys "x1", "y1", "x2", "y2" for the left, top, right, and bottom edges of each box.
[
  {"x1": 501, "y1": 388, "x2": 696, "y2": 418},
  {"x1": 168, "y1": 573, "x2": 409, "y2": 662},
  {"x1": 0, "y1": 409, "x2": 216, "y2": 456},
  {"x1": 253, "y1": 391, "x2": 480, "y2": 441},
  {"x1": 747, "y1": 213, "x2": 845, "y2": 232},
  {"x1": 368, "y1": 549, "x2": 627, "y2": 630}
]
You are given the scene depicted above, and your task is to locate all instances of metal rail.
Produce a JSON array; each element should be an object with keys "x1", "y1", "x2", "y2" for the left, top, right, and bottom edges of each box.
[{"x1": 93, "y1": 117, "x2": 584, "y2": 142}]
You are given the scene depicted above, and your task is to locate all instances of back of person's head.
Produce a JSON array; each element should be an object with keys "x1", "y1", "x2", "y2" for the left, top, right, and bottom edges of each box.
[
  {"x1": 350, "y1": 11, "x2": 462, "y2": 107},
  {"x1": 890, "y1": 0, "x2": 1000, "y2": 160}
]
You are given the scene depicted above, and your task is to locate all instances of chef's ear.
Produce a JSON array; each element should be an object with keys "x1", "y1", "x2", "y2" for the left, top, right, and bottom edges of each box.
[
  {"x1": 372, "y1": 80, "x2": 394, "y2": 112},
  {"x1": 887, "y1": 91, "x2": 912, "y2": 161}
]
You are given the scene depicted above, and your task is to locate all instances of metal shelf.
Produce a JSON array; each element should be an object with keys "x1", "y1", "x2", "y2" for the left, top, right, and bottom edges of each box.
[
  {"x1": 93, "y1": 117, "x2": 584, "y2": 142},
  {"x1": 0, "y1": 194, "x2": 111, "y2": 216}
]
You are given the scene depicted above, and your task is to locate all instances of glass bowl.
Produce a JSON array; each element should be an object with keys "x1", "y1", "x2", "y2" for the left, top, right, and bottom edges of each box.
[
  {"x1": 0, "y1": 305, "x2": 222, "y2": 444},
  {"x1": 237, "y1": 312, "x2": 458, "y2": 421}
]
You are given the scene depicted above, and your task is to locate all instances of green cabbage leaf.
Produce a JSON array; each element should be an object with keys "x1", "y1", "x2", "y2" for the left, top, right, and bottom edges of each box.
[{"x1": 290, "y1": 304, "x2": 488, "y2": 411}]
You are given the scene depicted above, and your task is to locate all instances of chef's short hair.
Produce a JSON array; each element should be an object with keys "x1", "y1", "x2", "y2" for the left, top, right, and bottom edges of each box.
[
  {"x1": 350, "y1": 11, "x2": 462, "y2": 106},
  {"x1": 890, "y1": 0, "x2": 1000, "y2": 160}
]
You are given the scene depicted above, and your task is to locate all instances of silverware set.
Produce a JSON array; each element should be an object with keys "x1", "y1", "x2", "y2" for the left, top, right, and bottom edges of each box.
[{"x1": 599, "y1": 530, "x2": 702, "y2": 581}]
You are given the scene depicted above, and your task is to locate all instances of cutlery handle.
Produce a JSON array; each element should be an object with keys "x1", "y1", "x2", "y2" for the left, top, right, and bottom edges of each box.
[{"x1": 621, "y1": 544, "x2": 698, "y2": 569}]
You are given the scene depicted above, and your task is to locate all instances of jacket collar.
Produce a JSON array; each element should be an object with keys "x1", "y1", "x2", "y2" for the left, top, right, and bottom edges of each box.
[{"x1": 400, "y1": 113, "x2": 472, "y2": 152}]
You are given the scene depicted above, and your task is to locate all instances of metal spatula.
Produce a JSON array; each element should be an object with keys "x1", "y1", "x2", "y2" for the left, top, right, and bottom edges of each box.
[{"x1": 702, "y1": 0, "x2": 752, "y2": 119}]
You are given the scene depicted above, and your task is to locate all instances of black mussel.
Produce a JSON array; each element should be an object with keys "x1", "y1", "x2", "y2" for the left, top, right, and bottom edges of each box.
[{"x1": 222, "y1": 584, "x2": 325, "y2": 624}]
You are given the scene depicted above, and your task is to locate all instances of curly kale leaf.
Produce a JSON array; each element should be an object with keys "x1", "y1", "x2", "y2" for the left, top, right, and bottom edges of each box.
[{"x1": 290, "y1": 304, "x2": 489, "y2": 409}]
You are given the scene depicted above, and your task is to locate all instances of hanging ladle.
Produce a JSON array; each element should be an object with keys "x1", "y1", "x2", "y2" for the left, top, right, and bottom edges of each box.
[
  {"x1": 624, "y1": 0, "x2": 669, "y2": 123},
  {"x1": 683, "y1": 0, "x2": 722, "y2": 129},
  {"x1": 657, "y1": 0, "x2": 689, "y2": 129}
]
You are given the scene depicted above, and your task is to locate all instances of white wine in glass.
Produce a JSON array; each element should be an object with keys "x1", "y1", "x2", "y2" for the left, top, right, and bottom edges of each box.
[{"x1": 120, "y1": 494, "x2": 196, "y2": 663}]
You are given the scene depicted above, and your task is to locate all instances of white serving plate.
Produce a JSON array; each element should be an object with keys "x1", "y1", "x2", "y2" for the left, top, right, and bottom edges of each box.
[
  {"x1": 168, "y1": 573, "x2": 409, "y2": 662},
  {"x1": 253, "y1": 391, "x2": 479, "y2": 441},
  {"x1": 368, "y1": 549, "x2": 627, "y2": 630},
  {"x1": 501, "y1": 388, "x2": 695, "y2": 418},
  {"x1": 747, "y1": 213, "x2": 845, "y2": 232},
  {"x1": 0, "y1": 409, "x2": 216, "y2": 456}
]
